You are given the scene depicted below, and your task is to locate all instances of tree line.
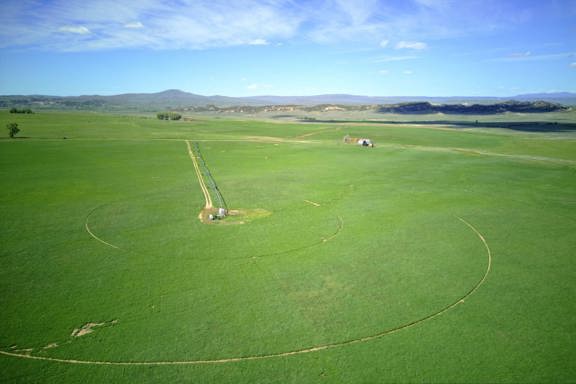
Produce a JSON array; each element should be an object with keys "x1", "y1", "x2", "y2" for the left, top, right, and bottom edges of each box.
[
  {"x1": 156, "y1": 112, "x2": 182, "y2": 120},
  {"x1": 10, "y1": 107, "x2": 34, "y2": 114}
]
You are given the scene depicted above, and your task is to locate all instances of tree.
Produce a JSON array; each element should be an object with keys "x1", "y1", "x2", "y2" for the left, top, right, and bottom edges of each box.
[
  {"x1": 6, "y1": 123, "x2": 20, "y2": 138},
  {"x1": 157, "y1": 112, "x2": 182, "y2": 121},
  {"x1": 9, "y1": 108, "x2": 33, "y2": 114}
]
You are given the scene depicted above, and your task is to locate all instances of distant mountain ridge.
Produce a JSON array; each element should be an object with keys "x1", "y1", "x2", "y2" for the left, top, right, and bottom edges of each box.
[
  {"x1": 0, "y1": 90, "x2": 575, "y2": 111},
  {"x1": 248, "y1": 92, "x2": 576, "y2": 105}
]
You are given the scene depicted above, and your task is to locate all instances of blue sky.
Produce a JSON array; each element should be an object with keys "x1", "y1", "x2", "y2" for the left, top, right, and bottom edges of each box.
[{"x1": 0, "y1": 0, "x2": 575, "y2": 96}]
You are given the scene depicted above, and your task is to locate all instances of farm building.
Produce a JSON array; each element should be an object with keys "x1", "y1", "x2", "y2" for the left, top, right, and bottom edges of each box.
[{"x1": 343, "y1": 134, "x2": 374, "y2": 147}]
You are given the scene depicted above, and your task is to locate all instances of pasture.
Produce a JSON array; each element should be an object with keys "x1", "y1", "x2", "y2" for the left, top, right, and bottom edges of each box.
[{"x1": 0, "y1": 111, "x2": 575, "y2": 383}]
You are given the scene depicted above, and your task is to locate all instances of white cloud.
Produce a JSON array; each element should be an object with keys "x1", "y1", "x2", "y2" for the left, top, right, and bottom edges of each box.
[
  {"x1": 396, "y1": 41, "x2": 427, "y2": 50},
  {"x1": 333, "y1": 0, "x2": 380, "y2": 25},
  {"x1": 403, "y1": 70, "x2": 414, "y2": 75},
  {"x1": 373, "y1": 55, "x2": 417, "y2": 63},
  {"x1": 0, "y1": 0, "x2": 300, "y2": 51},
  {"x1": 490, "y1": 51, "x2": 576, "y2": 62},
  {"x1": 0, "y1": 0, "x2": 558, "y2": 51},
  {"x1": 248, "y1": 38, "x2": 269, "y2": 46},
  {"x1": 124, "y1": 21, "x2": 143, "y2": 29},
  {"x1": 414, "y1": 0, "x2": 451, "y2": 9},
  {"x1": 303, "y1": 0, "x2": 528, "y2": 45},
  {"x1": 58, "y1": 25, "x2": 90, "y2": 34},
  {"x1": 378, "y1": 69, "x2": 390, "y2": 75},
  {"x1": 508, "y1": 51, "x2": 531, "y2": 58}
]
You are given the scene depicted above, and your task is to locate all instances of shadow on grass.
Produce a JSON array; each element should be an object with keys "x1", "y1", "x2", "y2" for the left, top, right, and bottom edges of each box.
[
  {"x1": 303, "y1": 119, "x2": 576, "y2": 133},
  {"x1": 0, "y1": 136, "x2": 33, "y2": 140}
]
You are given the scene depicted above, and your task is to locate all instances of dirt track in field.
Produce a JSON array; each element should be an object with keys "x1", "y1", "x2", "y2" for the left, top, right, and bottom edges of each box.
[
  {"x1": 84, "y1": 205, "x2": 121, "y2": 250},
  {"x1": 186, "y1": 140, "x2": 213, "y2": 210}
]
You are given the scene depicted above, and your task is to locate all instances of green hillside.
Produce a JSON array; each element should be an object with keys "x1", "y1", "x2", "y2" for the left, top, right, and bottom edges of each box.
[{"x1": 1, "y1": 111, "x2": 575, "y2": 383}]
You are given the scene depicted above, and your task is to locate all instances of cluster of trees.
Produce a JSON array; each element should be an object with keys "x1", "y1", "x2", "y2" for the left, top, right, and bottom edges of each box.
[
  {"x1": 6, "y1": 123, "x2": 20, "y2": 138},
  {"x1": 9, "y1": 107, "x2": 34, "y2": 114},
  {"x1": 156, "y1": 112, "x2": 182, "y2": 120}
]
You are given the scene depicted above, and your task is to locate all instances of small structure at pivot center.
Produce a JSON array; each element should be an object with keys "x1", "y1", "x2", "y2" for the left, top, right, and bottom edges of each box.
[{"x1": 208, "y1": 207, "x2": 228, "y2": 221}]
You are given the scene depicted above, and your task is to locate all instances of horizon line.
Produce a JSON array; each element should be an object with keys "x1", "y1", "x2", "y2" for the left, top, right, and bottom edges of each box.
[{"x1": 1, "y1": 89, "x2": 575, "y2": 98}]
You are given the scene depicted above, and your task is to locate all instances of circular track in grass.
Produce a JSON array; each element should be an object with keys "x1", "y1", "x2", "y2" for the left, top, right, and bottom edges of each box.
[
  {"x1": 1, "y1": 216, "x2": 491, "y2": 366},
  {"x1": 84, "y1": 194, "x2": 344, "y2": 261}
]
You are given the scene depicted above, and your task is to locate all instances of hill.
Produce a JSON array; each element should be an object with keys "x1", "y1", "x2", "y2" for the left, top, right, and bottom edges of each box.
[
  {"x1": 0, "y1": 90, "x2": 574, "y2": 111},
  {"x1": 377, "y1": 101, "x2": 568, "y2": 114},
  {"x1": 0, "y1": 90, "x2": 256, "y2": 111},
  {"x1": 231, "y1": 93, "x2": 576, "y2": 106}
]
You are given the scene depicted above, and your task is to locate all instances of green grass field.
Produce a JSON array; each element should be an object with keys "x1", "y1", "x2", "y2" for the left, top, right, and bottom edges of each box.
[{"x1": 1, "y1": 110, "x2": 575, "y2": 383}]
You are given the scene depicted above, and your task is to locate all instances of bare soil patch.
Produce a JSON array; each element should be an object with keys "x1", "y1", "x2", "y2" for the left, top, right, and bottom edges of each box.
[
  {"x1": 199, "y1": 207, "x2": 272, "y2": 225},
  {"x1": 71, "y1": 320, "x2": 117, "y2": 338}
]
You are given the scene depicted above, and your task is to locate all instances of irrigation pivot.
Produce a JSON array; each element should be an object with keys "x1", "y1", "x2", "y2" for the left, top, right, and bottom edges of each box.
[{"x1": 192, "y1": 142, "x2": 228, "y2": 214}]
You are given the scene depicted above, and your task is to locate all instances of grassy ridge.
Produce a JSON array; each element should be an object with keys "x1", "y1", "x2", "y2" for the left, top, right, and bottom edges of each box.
[{"x1": 0, "y1": 111, "x2": 575, "y2": 383}]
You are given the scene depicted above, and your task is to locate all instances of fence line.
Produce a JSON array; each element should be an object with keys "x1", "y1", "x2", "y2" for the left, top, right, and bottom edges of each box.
[{"x1": 191, "y1": 142, "x2": 228, "y2": 210}]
